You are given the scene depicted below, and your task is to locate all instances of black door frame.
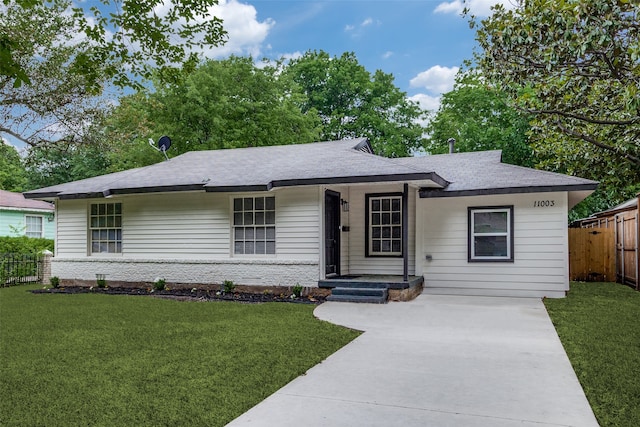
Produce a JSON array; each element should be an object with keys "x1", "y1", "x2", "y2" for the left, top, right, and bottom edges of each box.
[{"x1": 324, "y1": 190, "x2": 341, "y2": 277}]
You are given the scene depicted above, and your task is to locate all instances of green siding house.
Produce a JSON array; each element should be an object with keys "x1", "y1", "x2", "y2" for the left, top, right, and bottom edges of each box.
[{"x1": 0, "y1": 190, "x2": 55, "y2": 239}]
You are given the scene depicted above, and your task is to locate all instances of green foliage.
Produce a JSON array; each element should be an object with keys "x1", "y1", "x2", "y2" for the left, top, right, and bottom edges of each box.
[
  {"x1": 0, "y1": 236, "x2": 54, "y2": 254},
  {"x1": 545, "y1": 282, "x2": 640, "y2": 426},
  {"x1": 153, "y1": 278, "x2": 166, "y2": 291},
  {"x1": 23, "y1": 142, "x2": 111, "y2": 190},
  {"x1": 2, "y1": 0, "x2": 226, "y2": 90},
  {"x1": 49, "y1": 276, "x2": 60, "y2": 288},
  {"x1": 222, "y1": 280, "x2": 235, "y2": 293},
  {"x1": 0, "y1": 285, "x2": 359, "y2": 425},
  {"x1": 0, "y1": 143, "x2": 27, "y2": 191},
  {"x1": 292, "y1": 284, "x2": 303, "y2": 298},
  {"x1": 472, "y1": 0, "x2": 640, "y2": 215},
  {"x1": 285, "y1": 50, "x2": 427, "y2": 157},
  {"x1": 425, "y1": 69, "x2": 535, "y2": 166},
  {"x1": 1, "y1": 0, "x2": 226, "y2": 149},
  {"x1": 100, "y1": 57, "x2": 322, "y2": 168}
]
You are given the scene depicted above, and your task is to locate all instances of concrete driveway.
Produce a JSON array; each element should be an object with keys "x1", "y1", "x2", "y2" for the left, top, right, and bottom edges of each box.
[{"x1": 228, "y1": 295, "x2": 599, "y2": 426}]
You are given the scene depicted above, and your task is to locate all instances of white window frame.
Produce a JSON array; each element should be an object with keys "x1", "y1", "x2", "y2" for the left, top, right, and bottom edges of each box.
[
  {"x1": 468, "y1": 206, "x2": 514, "y2": 262},
  {"x1": 25, "y1": 215, "x2": 44, "y2": 238},
  {"x1": 366, "y1": 193, "x2": 403, "y2": 257},
  {"x1": 232, "y1": 195, "x2": 276, "y2": 256},
  {"x1": 89, "y1": 202, "x2": 122, "y2": 255}
]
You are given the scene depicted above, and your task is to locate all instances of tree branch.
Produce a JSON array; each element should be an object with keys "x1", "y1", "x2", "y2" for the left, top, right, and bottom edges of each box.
[
  {"x1": 0, "y1": 126, "x2": 36, "y2": 146},
  {"x1": 528, "y1": 109, "x2": 638, "y2": 126},
  {"x1": 554, "y1": 120, "x2": 640, "y2": 166}
]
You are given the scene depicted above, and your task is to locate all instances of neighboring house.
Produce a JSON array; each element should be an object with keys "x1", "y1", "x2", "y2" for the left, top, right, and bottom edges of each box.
[
  {"x1": 24, "y1": 138, "x2": 597, "y2": 298},
  {"x1": 0, "y1": 189, "x2": 55, "y2": 239}
]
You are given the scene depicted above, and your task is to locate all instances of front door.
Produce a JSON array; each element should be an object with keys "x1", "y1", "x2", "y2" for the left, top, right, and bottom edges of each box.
[{"x1": 324, "y1": 190, "x2": 341, "y2": 276}]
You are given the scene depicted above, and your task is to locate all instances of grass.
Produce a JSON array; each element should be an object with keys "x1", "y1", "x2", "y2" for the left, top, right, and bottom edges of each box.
[
  {"x1": 0, "y1": 285, "x2": 360, "y2": 426},
  {"x1": 545, "y1": 282, "x2": 640, "y2": 427}
]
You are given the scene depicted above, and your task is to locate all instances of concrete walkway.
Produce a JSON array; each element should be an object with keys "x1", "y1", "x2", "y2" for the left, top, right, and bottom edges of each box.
[{"x1": 228, "y1": 295, "x2": 599, "y2": 426}]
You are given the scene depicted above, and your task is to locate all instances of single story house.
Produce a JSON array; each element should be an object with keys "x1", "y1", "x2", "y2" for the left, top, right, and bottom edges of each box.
[
  {"x1": 0, "y1": 189, "x2": 55, "y2": 239},
  {"x1": 24, "y1": 138, "x2": 597, "y2": 299}
]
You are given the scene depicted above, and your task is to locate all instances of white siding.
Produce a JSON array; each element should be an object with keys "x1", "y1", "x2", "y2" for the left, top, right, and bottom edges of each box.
[
  {"x1": 52, "y1": 188, "x2": 322, "y2": 286},
  {"x1": 417, "y1": 192, "x2": 569, "y2": 297},
  {"x1": 124, "y1": 192, "x2": 228, "y2": 258},
  {"x1": 56, "y1": 200, "x2": 89, "y2": 257},
  {"x1": 346, "y1": 184, "x2": 416, "y2": 276},
  {"x1": 275, "y1": 187, "x2": 320, "y2": 260}
]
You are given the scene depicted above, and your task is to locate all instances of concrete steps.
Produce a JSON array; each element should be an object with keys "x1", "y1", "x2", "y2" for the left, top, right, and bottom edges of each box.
[{"x1": 327, "y1": 285, "x2": 388, "y2": 304}]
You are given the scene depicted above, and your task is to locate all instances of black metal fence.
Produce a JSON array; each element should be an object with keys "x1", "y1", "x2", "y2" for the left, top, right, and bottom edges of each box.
[{"x1": 1, "y1": 253, "x2": 43, "y2": 287}]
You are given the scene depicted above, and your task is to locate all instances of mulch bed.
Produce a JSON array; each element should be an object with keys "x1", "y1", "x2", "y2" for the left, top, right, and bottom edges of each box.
[{"x1": 32, "y1": 286, "x2": 325, "y2": 305}]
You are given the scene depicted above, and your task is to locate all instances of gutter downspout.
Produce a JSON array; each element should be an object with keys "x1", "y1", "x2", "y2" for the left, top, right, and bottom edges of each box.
[{"x1": 403, "y1": 183, "x2": 409, "y2": 282}]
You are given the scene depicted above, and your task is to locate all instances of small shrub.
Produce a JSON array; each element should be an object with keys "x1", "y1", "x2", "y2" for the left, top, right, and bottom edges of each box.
[
  {"x1": 153, "y1": 277, "x2": 166, "y2": 291},
  {"x1": 0, "y1": 236, "x2": 54, "y2": 254},
  {"x1": 292, "y1": 284, "x2": 303, "y2": 298},
  {"x1": 223, "y1": 280, "x2": 235, "y2": 293},
  {"x1": 50, "y1": 276, "x2": 60, "y2": 288},
  {"x1": 96, "y1": 279, "x2": 107, "y2": 288}
]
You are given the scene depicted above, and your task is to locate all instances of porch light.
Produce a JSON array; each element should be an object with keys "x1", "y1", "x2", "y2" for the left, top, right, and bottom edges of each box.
[{"x1": 341, "y1": 199, "x2": 349, "y2": 212}]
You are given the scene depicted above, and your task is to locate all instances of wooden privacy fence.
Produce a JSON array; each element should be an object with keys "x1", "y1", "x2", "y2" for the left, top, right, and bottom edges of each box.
[
  {"x1": 569, "y1": 228, "x2": 615, "y2": 282},
  {"x1": 615, "y1": 210, "x2": 639, "y2": 288},
  {"x1": 571, "y1": 195, "x2": 639, "y2": 290}
]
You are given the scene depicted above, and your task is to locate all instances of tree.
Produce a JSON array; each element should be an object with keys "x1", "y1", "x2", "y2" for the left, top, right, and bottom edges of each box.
[
  {"x1": 23, "y1": 143, "x2": 111, "y2": 190},
  {"x1": 100, "y1": 57, "x2": 322, "y2": 166},
  {"x1": 471, "y1": 0, "x2": 640, "y2": 198},
  {"x1": 425, "y1": 69, "x2": 534, "y2": 167},
  {"x1": 0, "y1": 142, "x2": 27, "y2": 191},
  {"x1": 285, "y1": 51, "x2": 427, "y2": 157},
  {"x1": 1, "y1": 0, "x2": 225, "y2": 89},
  {"x1": 1, "y1": 0, "x2": 226, "y2": 148}
]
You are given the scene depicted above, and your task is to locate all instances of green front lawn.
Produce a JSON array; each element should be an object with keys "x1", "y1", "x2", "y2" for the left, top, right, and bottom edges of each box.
[
  {"x1": 545, "y1": 282, "x2": 640, "y2": 427},
  {"x1": 0, "y1": 285, "x2": 360, "y2": 426}
]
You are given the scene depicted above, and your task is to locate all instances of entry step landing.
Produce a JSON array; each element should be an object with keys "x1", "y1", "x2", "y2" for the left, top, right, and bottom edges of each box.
[{"x1": 326, "y1": 285, "x2": 388, "y2": 304}]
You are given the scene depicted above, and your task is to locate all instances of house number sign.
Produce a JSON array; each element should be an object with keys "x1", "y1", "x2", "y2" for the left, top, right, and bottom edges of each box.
[{"x1": 533, "y1": 200, "x2": 555, "y2": 207}]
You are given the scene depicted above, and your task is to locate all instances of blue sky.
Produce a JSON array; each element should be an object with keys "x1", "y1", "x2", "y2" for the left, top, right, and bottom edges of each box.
[
  {"x1": 196, "y1": 0, "x2": 513, "y2": 112},
  {"x1": 3, "y1": 0, "x2": 513, "y2": 151}
]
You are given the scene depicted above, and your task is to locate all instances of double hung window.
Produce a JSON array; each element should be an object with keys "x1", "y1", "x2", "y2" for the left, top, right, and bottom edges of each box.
[
  {"x1": 233, "y1": 196, "x2": 275, "y2": 255},
  {"x1": 468, "y1": 206, "x2": 513, "y2": 262},
  {"x1": 25, "y1": 215, "x2": 43, "y2": 238},
  {"x1": 90, "y1": 203, "x2": 122, "y2": 254},
  {"x1": 366, "y1": 194, "x2": 403, "y2": 257}
]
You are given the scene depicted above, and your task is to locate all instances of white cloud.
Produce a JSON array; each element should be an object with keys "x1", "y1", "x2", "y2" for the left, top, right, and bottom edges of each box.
[
  {"x1": 409, "y1": 65, "x2": 459, "y2": 94},
  {"x1": 345, "y1": 24, "x2": 355, "y2": 32},
  {"x1": 155, "y1": 0, "x2": 274, "y2": 59},
  {"x1": 434, "y1": 0, "x2": 515, "y2": 17},
  {"x1": 382, "y1": 51, "x2": 393, "y2": 59},
  {"x1": 361, "y1": 17, "x2": 373, "y2": 27},
  {"x1": 409, "y1": 93, "x2": 441, "y2": 113}
]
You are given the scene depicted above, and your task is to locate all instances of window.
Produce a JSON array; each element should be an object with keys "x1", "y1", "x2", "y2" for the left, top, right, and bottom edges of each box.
[
  {"x1": 90, "y1": 203, "x2": 122, "y2": 254},
  {"x1": 366, "y1": 193, "x2": 403, "y2": 257},
  {"x1": 468, "y1": 206, "x2": 514, "y2": 262},
  {"x1": 25, "y1": 215, "x2": 43, "y2": 238},
  {"x1": 233, "y1": 196, "x2": 275, "y2": 255}
]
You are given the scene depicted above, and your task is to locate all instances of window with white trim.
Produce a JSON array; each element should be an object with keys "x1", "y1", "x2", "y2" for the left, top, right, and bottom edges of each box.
[
  {"x1": 468, "y1": 206, "x2": 514, "y2": 262},
  {"x1": 90, "y1": 203, "x2": 122, "y2": 254},
  {"x1": 233, "y1": 196, "x2": 275, "y2": 255},
  {"x1": 366, "y1": 194, "x2": 403, "y2": 257},
  {"x1": 25, "y1": 215, "x2": 43, "y2": 238}
]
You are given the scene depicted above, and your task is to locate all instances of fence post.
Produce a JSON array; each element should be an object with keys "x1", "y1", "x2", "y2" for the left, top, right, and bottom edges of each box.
[{"x1": 41, "y1": 250, "x2": 53, "y2": 285}]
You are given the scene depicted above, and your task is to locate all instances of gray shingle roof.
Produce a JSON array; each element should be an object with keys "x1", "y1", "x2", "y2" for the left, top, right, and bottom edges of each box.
[
  {"x1": 395, "y1": 150, "x2": 597, "y2": 197},
  {"x1": 23, "y1": 138, "x2": 446, "y2": 199},
  {"x1": 23, "y1": 139, "x2": 597, "y2": 200}
]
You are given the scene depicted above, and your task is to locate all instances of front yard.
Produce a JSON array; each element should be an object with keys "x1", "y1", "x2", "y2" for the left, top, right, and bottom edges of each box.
[
  {"x1": 0, "y1": 285, "x2": 360, "y2": 426},
  {"x1": 545, "y1": 282, "x2": 640, "y2": 427}
]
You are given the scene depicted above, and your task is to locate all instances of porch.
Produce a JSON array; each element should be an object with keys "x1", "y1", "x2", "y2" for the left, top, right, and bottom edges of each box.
[{"x1": 318, "y1": 275, "x2": 424, "y2": 303}]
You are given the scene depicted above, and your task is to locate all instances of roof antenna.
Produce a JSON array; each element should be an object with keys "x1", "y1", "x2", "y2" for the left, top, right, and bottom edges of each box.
[
  {"x1": 148, "y1": 136, "x2": 171, "y2": 161},
  {"x1": 447, "y1": 138, "x2": 456, "y2": 154}
]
